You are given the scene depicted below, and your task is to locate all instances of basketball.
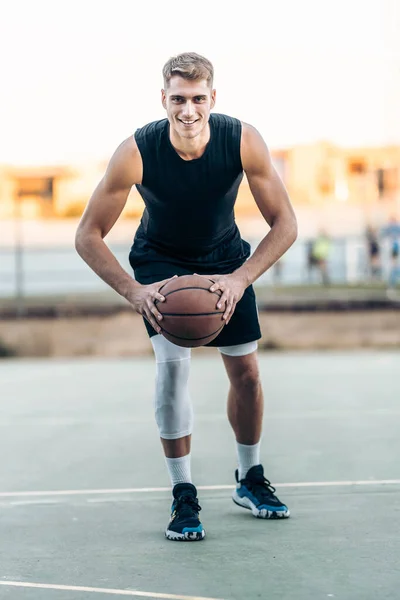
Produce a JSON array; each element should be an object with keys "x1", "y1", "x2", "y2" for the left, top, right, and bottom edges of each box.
[{"x1": 156, "y1": 274, "x2": 225, "y2": 347}]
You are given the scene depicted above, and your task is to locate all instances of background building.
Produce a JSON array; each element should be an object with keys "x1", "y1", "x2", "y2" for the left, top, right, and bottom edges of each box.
[{"x1": 1, "y1": 142, "x2": 399, "y2": 224}]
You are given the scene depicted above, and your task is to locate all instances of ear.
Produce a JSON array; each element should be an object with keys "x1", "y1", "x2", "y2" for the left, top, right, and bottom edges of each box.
[
  {"x1": 161, "y1": 88, "x2": 167, "y2": 109},
  {"x1": 210, "y1": 88, "x2": 216, "y2": 109}
]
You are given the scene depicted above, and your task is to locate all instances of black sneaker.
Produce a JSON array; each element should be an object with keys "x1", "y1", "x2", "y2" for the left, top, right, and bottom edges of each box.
[
  {"x1": 232, "y1": 465, "x2": 290, "y2": 519},
  {"x1": 165, "y1": 483, "x2": 205, "y2": 541}
]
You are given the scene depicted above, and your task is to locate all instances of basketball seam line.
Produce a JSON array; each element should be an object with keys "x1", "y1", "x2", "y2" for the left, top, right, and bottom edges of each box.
[
  {"x1": 160, "y1": 324, "x2": 224, "y2": 341},
  {"x1": 160, "y1": 286, "x2": 221, "y2": 298},
  {"x1": 158, "y1": 277, "x2": 215, "y2": 293},
  {"x1": 161, "y1": 312, "x2": 224, "y2": 316}
]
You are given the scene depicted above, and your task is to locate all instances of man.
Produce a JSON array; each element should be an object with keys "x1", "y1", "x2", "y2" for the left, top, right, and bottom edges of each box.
[{"x1": 75, "y1": 52, "x2": 298, "y2": 541}]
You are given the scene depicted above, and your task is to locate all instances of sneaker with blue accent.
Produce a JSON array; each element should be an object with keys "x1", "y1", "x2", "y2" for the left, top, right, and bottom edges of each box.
[
  {"x1": 165, "y1": 483, "x2": 205, "y2": 541},
  {"x1": 232, "y1": 465, "x2": 290, "y2": 519}
]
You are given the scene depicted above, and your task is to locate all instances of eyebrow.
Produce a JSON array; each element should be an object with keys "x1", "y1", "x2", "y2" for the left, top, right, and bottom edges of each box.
[{"x1": 170, "y1": 94, "x2": 207, "y2": 100}]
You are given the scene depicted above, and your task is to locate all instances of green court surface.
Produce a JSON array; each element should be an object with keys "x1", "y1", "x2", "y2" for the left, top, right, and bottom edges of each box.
[{"x1": 0, "y1": 352, "x2": 399, "y2": 600}]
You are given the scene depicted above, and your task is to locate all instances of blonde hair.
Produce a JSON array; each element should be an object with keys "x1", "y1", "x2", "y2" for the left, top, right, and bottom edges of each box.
[{"x1": 163, "y1": 52, "x2": 214, "y2": 88}]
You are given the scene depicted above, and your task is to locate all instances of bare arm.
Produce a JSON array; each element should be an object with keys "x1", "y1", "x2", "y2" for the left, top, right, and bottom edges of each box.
[
  {"x1": 203, "y1": 123, "x2": 298, "y2": 323},
  {"x1": 75, "y1": 135, "x2": 142, "y2": 298},
  {"x1": 75, "y1": 136, "x2": 173, "y2": 332},
  {"x1": 233, "y1": 122, "x2": 298, "y2": 286}
]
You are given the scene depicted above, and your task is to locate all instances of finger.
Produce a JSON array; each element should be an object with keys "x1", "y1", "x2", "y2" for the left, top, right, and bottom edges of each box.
[
  {"x1": 195, "y1": 273, "x2": 217, "y2": 288},
  {"x1": 143, "y1": 311, "x2": 162, "y2": 334},
  {"x1": 159, "y1": 274, "x2": 178, "y2": 288},
  {"x1": 148, "y1": 298, "x2": 163, "y2": 322},
  {"x1": 156, "y1": 275, "x2": 178, "y2": 301},
  {"x1": 222, "y1": 293, "x2": 235, "y2": 319},
  {"x1": 164, "y1": 274, "x2": 178, "y2": 283},
  {"x1": 208, "y1": 277, "x2": 223, "y2": 292},
  {"x1": 152, "y1": 289, "x2": 166, "y2": 304},
  {"x1": 217, "y1": 292, "x2": 229, "y2": 313},
  {"x1": 225, "y1": 299, "x2": 237, "y2": 324},
  {"x1": 144, "y1": 304, "x2": 162, "y2": 333}
]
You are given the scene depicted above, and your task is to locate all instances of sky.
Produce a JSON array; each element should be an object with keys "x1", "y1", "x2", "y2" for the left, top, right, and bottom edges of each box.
[{"x1": 1, "y1": 0, "x2": 399, "y2": 166}]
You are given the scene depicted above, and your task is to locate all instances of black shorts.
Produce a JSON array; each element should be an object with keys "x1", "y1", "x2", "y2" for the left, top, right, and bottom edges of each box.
[{"x1": 130, "y1": 232, "x2": 261, "y2": 348}]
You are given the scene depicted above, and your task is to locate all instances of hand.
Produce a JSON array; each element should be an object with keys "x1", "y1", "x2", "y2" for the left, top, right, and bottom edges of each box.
[
  {"x1": 126, "y1": 275, "x2": 178, "y2": 333},
  {"x1": 198, "y1": 272, "x2": 248, "y2": 324}
]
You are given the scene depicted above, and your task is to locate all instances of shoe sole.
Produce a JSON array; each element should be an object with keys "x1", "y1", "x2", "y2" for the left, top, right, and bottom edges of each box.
[
  {"x1": 232, "y1": 491, "x2": 290, "y2": 519},
  {"x1": 165, "y1": 529, "x2": 206, "y2": 541}
]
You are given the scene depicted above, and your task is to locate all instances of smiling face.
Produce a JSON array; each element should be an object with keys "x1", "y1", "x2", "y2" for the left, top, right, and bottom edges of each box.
[{"x1": 161, "y1": 76, "x2": 216, "y2": 140}]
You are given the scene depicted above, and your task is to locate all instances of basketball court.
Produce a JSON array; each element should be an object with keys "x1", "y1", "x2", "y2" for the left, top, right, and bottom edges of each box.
[{"x1": 0, "y1": 351, "x2": 399, "y2": 599}]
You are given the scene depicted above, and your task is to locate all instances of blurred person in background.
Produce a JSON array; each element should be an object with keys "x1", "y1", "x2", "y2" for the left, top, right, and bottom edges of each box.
[
  {"x1": 382, "y1": 216, "x2": 400, "y2": 292},
  {"x1": 365, "y1": 225, "x2": 381, "y2": 281},
  {"x1": 308, "y1": 231, "x2": 331, "y2": 286},
  {"x1": 306, "y1": 237, "x2": 318, "y2": 283}
]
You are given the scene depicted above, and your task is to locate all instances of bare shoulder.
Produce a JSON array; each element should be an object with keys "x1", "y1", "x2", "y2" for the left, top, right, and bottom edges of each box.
[
  {"x1": 104, "y1": 135, "x2": 143, "y2": 191},
  {"x1": 240, "y1": 121, "x2": 272, "y2": 175}
]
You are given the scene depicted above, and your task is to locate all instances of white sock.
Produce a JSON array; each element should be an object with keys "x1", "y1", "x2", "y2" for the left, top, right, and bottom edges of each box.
[
  {"x1": 165, "y1": 453, "x2": 192, "y2": 486},
  {"x1": 236, "y1": 441, "x2": 261, "y2": 480}
]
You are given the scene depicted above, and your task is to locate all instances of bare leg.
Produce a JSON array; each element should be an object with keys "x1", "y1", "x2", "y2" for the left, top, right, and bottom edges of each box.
[
  {"x1": 221, "y1": 351, "x2": 263, "y2": 444},
  {"x1": 161, "y1": 435, "x2": 191, "y2": 458},
  {"x1": 222, "y1": 350, "x2": 290, "y2": 519}
]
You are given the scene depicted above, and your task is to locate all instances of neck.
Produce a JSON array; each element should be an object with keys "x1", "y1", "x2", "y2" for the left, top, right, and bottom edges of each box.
[{"x1": 169, "y1": 122, "x2": 211, "y2": 161}]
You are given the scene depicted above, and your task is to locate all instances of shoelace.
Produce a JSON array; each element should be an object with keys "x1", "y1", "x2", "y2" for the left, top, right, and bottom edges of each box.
[
  {"x1": 246, "y1": 476, "x2": 277, "y2": 499},
  {"x1": 175, "y1": 495, "x2": 202, "y2": 516}
]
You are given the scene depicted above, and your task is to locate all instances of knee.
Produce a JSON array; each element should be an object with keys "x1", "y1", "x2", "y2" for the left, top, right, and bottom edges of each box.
[
  {"x1": 154, "y1": 358, "x2": 193, "y2": 439},
  {"x1": 156, "y1": 359, "x2": 190, "y2": 397},
  {"x1": 231, "y1": 368, "x2": 261, "y2": 397}
]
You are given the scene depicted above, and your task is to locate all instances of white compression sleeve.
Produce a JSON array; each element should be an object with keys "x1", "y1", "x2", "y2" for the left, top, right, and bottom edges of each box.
[{"x1": 151, "y1": 335, "x2": 194, "y2": 440}]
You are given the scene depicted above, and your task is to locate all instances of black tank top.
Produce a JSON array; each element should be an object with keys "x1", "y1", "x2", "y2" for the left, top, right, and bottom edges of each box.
[{"x1": 131, "y1": 113, "x2": 248, "y2": 266}]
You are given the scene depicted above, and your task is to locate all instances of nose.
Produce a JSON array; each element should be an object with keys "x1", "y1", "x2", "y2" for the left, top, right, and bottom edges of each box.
[{"x1": 182, "y1": 100, "x2": 195, "y2": 118}]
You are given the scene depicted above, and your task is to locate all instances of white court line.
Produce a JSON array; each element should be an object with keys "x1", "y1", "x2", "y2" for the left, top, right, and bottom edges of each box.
[
  {"x1": 0, "y1": 581, "x2": 223, "y2": 600},
  {"x1": 0, "y1": 479, "x2": 400, "y2": 498}
]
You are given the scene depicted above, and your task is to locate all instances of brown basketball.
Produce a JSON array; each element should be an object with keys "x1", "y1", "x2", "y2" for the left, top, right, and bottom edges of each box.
[{"x1": 156, "y1": 274, "x2": 225, "y2": 348}]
